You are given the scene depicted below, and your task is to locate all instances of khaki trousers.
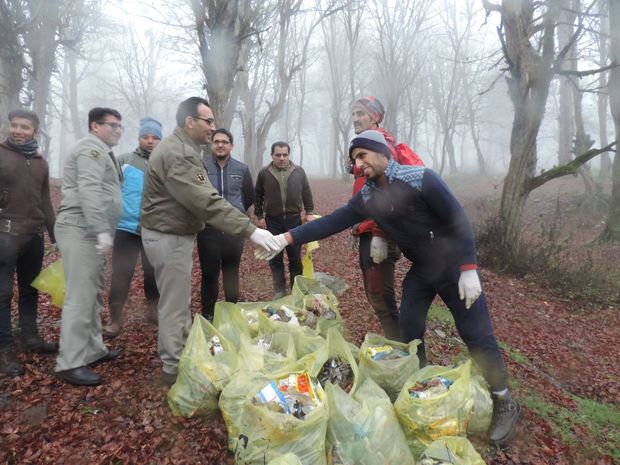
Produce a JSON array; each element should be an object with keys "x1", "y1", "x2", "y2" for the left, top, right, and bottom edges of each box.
[
  {"x1": 142, "y1": 227, "x2": 194, "y2": 375},
  {"x1": 54, "y1": 223, "x2": 108, "y2": 372}
]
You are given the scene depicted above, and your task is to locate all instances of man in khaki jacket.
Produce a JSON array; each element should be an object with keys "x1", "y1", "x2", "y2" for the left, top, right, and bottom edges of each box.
[
  {"x1": 55, "y1": 107, "x2": 124, "y2": 386},
  {"x1": 141, "y1": 96, "x2": 280, "y2": 385}
]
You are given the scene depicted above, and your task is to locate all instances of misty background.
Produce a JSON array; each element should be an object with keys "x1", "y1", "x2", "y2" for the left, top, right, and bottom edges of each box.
[{"x1": 0, "y1": 0, "x2": 610, "y2": 180}]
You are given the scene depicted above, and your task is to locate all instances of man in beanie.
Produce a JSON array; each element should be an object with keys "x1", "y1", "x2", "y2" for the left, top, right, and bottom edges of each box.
[
  {"x1": 350, "y1": 96, "x2": 424, "y2": 341},
  {"x1": 257, "y1": 130, "x2": 522, "y2": 446},
  {"x1": 0, "y1": 109, "x2": 58, "y2": 377},
  {"x1": 102, "y1": 117, "x2": 162, "y2": 337}
]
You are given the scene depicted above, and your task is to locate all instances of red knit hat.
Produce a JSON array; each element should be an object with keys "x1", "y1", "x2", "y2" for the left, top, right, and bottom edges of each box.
[{"x1": 352, "y1": 96, "x2": 385, "y2": 124}]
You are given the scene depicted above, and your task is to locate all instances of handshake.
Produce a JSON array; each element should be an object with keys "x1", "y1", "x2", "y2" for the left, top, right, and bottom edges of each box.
[{"x1": 249, "y1": 229, "x2": 289, "y2": 260}]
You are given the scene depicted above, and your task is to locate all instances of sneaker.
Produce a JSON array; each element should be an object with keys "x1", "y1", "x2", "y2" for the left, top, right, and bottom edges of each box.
[
  {"x1": 489, "y1": 392, "x2": 522, "y2": 445},
  {"x1": 0, "y1": 350, "x2": 24, "y2": 377},
  {"x1": 159, "y1": 371, "x2": 177, "y2": 388},
  {"x1": 20, "y1": 334, "x2": 58, "y2": 354}
]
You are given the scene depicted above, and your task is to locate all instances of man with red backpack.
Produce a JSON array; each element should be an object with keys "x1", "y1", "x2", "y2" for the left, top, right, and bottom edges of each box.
[{"x1": 350, "y1": 96, "x2": 424, "y2": 341}]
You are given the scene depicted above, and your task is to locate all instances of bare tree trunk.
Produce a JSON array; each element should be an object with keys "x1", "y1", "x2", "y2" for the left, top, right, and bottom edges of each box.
[
  {"x1": 598, "y1": 0, "x2": 612, "y2": 178},
  {"x1": 0, "y1": 4, "x2": 26, "y2": 129},
  {"x1": 557, "y1": 0, "x2": 575, "y2": 165},
  {"x1": 497, "y1": 0, "x2": 559, "y2": 247},
  {"x1": 598, "y1": 0, "x2": 620, "y2": 242}
]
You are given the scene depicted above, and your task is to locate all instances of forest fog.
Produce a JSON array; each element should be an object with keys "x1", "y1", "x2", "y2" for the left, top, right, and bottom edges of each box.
[{"x1": 1, "y1": 0, "x2": 619, "y2": 247}]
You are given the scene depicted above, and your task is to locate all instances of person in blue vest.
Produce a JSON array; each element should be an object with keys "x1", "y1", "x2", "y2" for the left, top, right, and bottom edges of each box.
[
  {"x1": 196, "y1": 128, "x2": 254, "y2": 321},
  {"x1": 256, "y1": 130, "x2": 522, "y2": 446},
  {"x1": 102, "y1": 117, "x2": 162, "y2": 337}
]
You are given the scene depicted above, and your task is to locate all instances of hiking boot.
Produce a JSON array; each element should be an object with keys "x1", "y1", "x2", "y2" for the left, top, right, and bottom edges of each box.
[
  {"x1": 0, "y1": 350, "x2": 24, "y2": 377},
  {"x1": 20, "y1": 334, "x2": 58, "y2": 354},
  {"x1": 489, "y1": 391, "x2": 522, "y2": 445},
  {"x1": 272, "y1": 290, "x2": 286, "y2": 300},
  {"x1": 103, "y1": 304, "x2": 123, "y2": 337}
]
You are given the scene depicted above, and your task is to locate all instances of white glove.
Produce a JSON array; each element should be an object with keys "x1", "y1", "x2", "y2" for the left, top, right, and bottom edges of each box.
[
  {"x1": 95, "y1": 232, "x2": 113, "y2": 255},
  {"x1": 458, "y1": 269, "x2": 482, "y2": 309},
  {"x1": 369, "y1": 236, "x2": 388, "y2": 264},
  {"x1": 249, "y1": 228, "x2": 282, "y2": 253},
  {"x1": 254, "y1": 234, "x2": 288, "y2": 260}
]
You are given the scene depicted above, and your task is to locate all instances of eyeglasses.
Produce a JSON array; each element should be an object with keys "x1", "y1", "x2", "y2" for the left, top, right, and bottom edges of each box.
[
  {"x1": 212, "y1": 140, "x2": 231, "y2": 145},
  {"x1": 97, "y1": 121, "x2": 124, "y2": 130},
  {"x1": 193, "y1": 116, "x2": 215, "y2": 126}
]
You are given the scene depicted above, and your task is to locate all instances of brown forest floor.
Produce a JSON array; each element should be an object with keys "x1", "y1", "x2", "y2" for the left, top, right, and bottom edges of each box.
[{"x1": 0, "y1": 176, "x2": 618, "y2": 465}]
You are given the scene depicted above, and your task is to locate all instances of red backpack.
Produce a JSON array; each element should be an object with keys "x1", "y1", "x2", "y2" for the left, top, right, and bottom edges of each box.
[{"x1": 394, "y1": 142, "x2": 425, "y2": 167}]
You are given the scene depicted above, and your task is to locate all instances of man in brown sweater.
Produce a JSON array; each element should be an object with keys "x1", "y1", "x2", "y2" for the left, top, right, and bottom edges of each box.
[
  {"x1": 0, "y1": 109, "x2": 58, "y2": 377},
  {"x1": 254, "y1": 141, "x2": 314, "y2": 299}
]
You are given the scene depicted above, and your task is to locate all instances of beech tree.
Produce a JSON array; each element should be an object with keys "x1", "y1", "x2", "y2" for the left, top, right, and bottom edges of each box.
[
  {"x1": 599, "y1": 0, "x2": 620, "y2": 241},
  {"x1": 483, "y1": 0, "x2": 614, "y2": 251}
]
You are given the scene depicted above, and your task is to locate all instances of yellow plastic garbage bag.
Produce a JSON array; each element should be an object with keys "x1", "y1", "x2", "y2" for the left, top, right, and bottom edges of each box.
[
  {"x1": 214, "y1": 302, "x2": 253, "y2": 349},
  {"x1": 467, "y1": 374, "x2": 492, "y2": 434},
  {"x1": 302, "y1": 238, "x2": 320, "y2": 279},
  {"x1": 417, "y1": 436, "x2": 485, "y2": 465},
  {"x1": 291, "y1": 276, "x2": 342, "y2": 337},
  {"x1": 267, "y1": 453, "x2": 303, "y2": 465},
  {"x1": 31, "y1": 259, "x2": 65, "y2": 307},
  {"x1": 167, "y1": 315, "x2": 238, "y2": 418},
  {"x1": 359, "y1": 332, "x2": 421, "y2": 402},
  {"x1": 220, "y1": 365, "x2": 328, "y2": 464},
  {"x1": 316, "y1": 327, "x2": 360, "y2": 394},
  {"x1": 326, "y1": 378, "x2": 415, "y2": 465},
  {"x1": 395, "y1": 361, "x2": 474, "y2": 445},
  {"x1": 237, "y1": 332, "x2": 297, "y2": 374}
]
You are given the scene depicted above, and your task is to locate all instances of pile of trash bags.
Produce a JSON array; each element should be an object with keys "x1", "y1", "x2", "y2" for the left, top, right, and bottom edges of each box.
[{"x1": 167, "y1": 275, "x2": 492, "y2": 465}]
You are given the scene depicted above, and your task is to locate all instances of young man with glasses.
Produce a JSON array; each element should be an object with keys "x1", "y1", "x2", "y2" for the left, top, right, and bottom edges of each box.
[
  {"x1": 196, "y1": 128, "x2": 254, "y2": 321},
  {"x1": 254, "y1": 141, "x2": 315, "y2": 299},
  {"x1": 140, "y1": 97, "x2": 281, "y2": 386},
  {"x1": 54, "y1": 107, "x2": 124, "y2": 386},
  {"x1": 0, "y1": 109, "x2": 58, "y2": 377}
]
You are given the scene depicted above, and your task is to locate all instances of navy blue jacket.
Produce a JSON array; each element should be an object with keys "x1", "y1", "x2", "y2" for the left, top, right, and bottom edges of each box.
[
  {"x1": 202, "y1": 155, "x2": 254, "y2": 213},
  {"x1": 290, "y1": 159, "x2": 477, "y2": 271}
]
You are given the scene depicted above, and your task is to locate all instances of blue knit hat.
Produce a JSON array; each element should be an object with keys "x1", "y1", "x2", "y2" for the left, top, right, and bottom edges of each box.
[
  {"x1": 139, "y1": 117, "x2": 162, "y2": 140},
  {"x1": 349, "y1": 130, "x2": 392, "y2": 159}
]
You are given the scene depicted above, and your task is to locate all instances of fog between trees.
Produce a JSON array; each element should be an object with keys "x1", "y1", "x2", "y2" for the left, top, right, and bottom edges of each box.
[{"x1": 1, "y1": 0, "x2": 618, "y2": 244}]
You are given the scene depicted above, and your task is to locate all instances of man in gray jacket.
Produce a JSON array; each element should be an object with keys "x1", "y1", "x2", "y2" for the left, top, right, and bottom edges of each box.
[
  {"x1": 55, "y1": 107, "x2": 124, "y2": 386},
  {"x1": 196, "y1": 128, "x2": 254, "y2": 321},
  {"x1": 141, "y1": 97, "x2": 280, "y2": 386}
]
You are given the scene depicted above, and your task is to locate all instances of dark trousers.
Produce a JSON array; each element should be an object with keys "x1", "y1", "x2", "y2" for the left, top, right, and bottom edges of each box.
[
  {"x1": 266, "y1": 215, "x2": 303, "y2": 293},
  {"x1": 358, "y1": 233, "x2": 402, "y2": 341},
  {"x1": 399, "y1": 264, "x2": 509, "y2": 392},
  {"x1": 196, "y1": 227, "x2": 245, "y2": 318},
  {"x1": 0, "y1": 232, "x2": 44, "y2": 350},
  {"x1": 108, "y1": 229, "x2": 159, "y2": 308}
]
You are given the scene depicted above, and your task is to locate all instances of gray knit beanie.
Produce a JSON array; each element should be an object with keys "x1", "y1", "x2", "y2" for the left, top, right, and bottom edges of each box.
[{"x1": 349, "y1": 130, "x2": 392, "y2": 159}]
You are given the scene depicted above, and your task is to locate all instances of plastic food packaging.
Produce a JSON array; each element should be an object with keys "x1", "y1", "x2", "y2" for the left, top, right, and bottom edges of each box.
[
  {"x1": 359, "y1": 333, "x2": 421, "y2": 401},
  {"x1": 395, "y1": 361, "x2": 474, "y2": 444}
]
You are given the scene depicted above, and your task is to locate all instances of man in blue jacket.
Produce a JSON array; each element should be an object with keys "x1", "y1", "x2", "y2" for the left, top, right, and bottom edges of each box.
[
  {"x1": 256, "y1": 130, "x2": 521, "y2": 446},
  {"x1": 196, "y1": 128, "x2": 254, "y2": 321},
  {"x1": 102, "y1": 117, "x2": 162, "y2": 337}
]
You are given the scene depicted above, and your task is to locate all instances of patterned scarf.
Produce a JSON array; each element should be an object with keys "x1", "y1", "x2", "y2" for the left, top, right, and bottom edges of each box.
[{"x1": 5, "y1": 137, "x2": 39, "y2": 159}]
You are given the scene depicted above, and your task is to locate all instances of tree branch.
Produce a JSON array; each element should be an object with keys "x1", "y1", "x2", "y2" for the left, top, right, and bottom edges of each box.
[
  {"x1": 556, "y1": 61, "x2": 619, "y2": 78},
  {"x1": 527, "y1": 141, "x2": 616, "y2": 191}
]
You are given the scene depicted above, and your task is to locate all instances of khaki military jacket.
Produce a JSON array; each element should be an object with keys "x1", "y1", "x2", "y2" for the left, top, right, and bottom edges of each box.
[
  {"x1": 141, "y1": 127, "x2": 256, "y2": 237},
  {"x1": 56, "y1": 133, "x2": 123, "y2": 235}
]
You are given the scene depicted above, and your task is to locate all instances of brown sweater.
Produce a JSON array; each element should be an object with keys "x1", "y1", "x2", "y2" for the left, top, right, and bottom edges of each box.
[{"x1": 0, "y1": 140, "x2": 56, "y2": 241}]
